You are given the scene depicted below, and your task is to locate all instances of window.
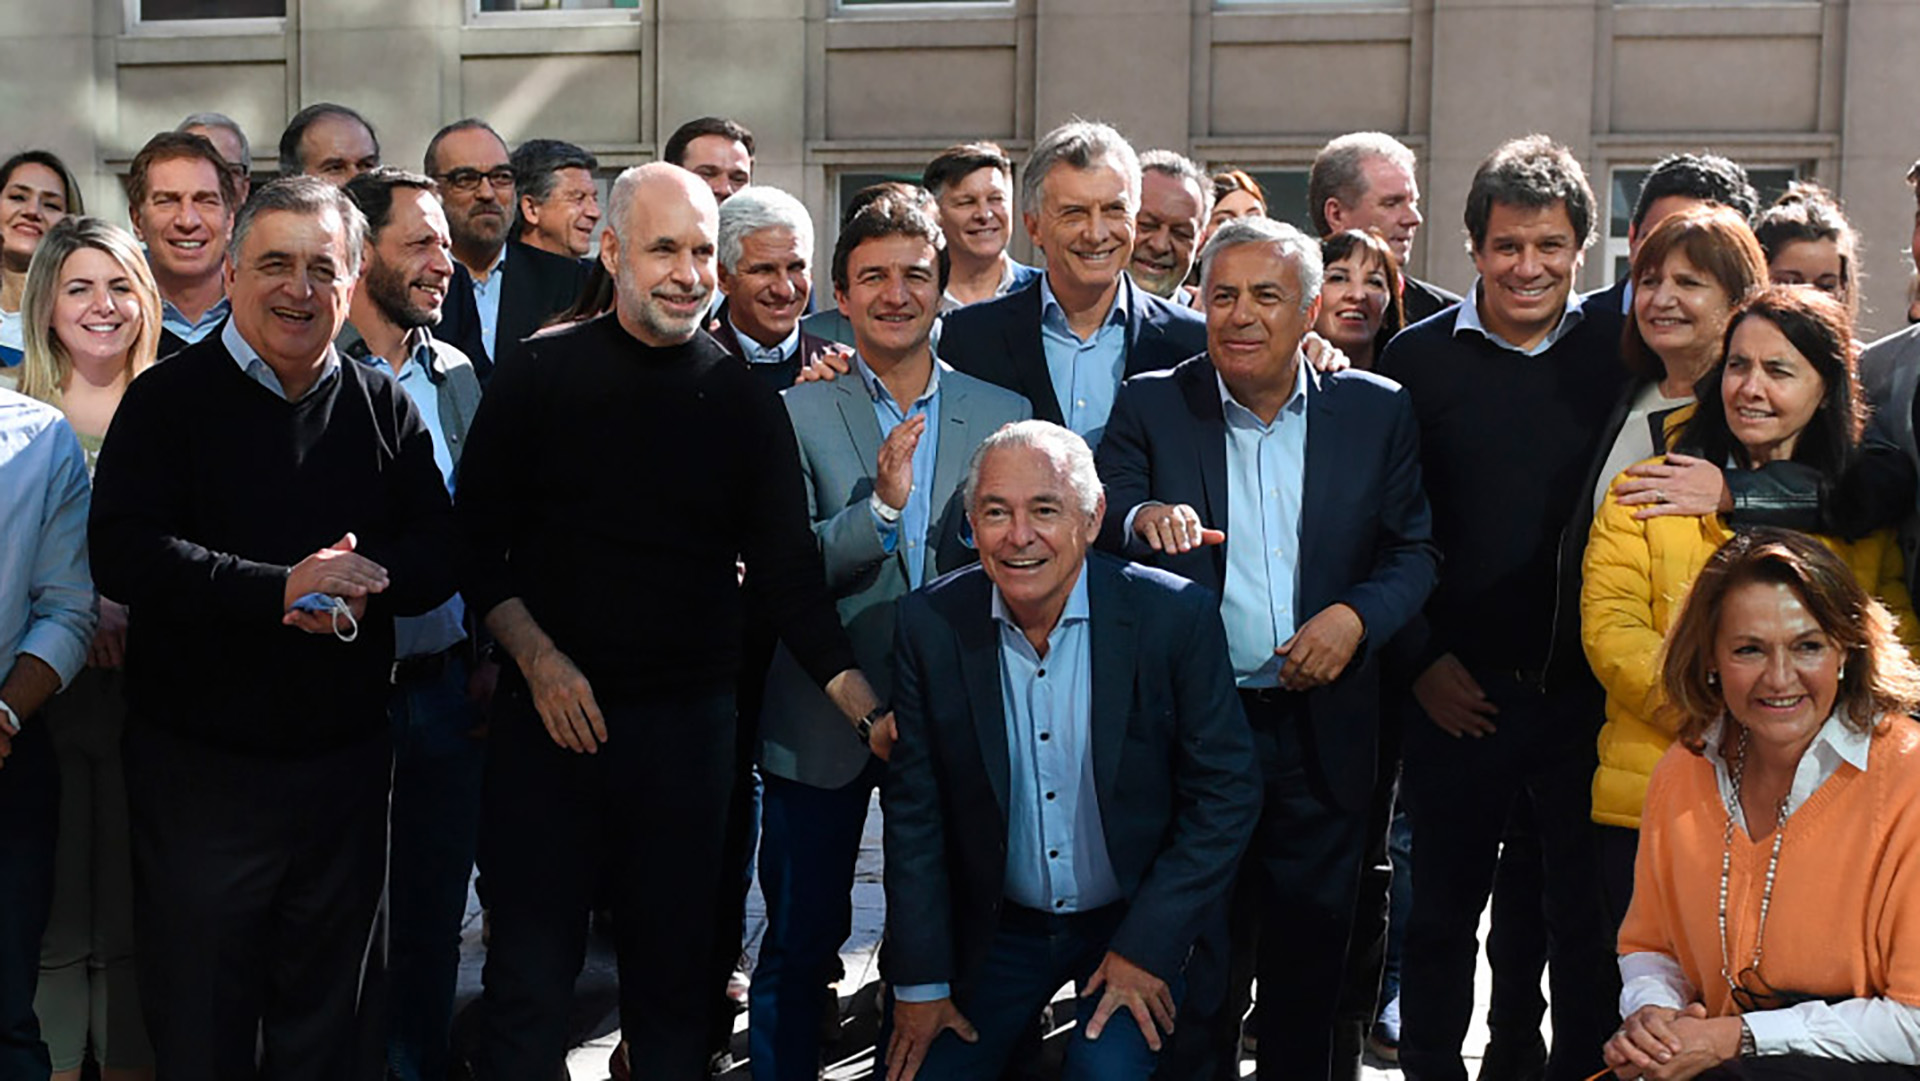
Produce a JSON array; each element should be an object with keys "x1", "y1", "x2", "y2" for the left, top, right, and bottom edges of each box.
[
  {"x1": 478, "y1": 0, "x2": 635, "y2": 9},
  {"x1": 1234, "y1": 168, "x2": 1314, "y2": 235},
  {"x1": 1605, "y1": 164, "x2": 1800, "y2": 280},
  {"x1": 138, "y1": 0, "x2": 283, "y2": 17}
]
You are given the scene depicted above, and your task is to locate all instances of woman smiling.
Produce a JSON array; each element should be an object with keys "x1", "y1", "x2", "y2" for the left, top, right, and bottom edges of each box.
[
  {"x1": 0, "y1": 151, "x2": 83, "y2": 383},
  {"x1": 1312, "y1": 229, "x2": 1403, "y2": 371}
]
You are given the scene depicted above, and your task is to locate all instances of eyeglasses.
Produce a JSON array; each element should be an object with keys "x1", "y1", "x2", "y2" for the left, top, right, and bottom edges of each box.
[{"x1": 435, "y1": 167, "x2": 516, "y2": 194}]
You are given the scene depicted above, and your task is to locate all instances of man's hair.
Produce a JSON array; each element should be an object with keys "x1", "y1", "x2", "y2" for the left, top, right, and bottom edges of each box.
[
  {"x1": 1630, "y1": 153, "x2": 1759, "y2": 235},
  {"x1": 1140, "y1": 148, "x2": 1215, "y2": 221},
  {"x1": 831, "y1": 188, "x2": 946, "y2": 294},
  {"x1": 176, "y1": 111, "x2": 252, "y2": 175},
  {"x1": 963, "y1": 420, "x2": 1103, "y2": 519},
  {"x1": 231, "y1": 175, "x2": 368, "y2": 280},
  {"x1": 717, "y1": 185, "x2": 814, "y2": 276},
  {"x1": 0, "y1": 150, "x2": 84, "y2": 217},
  {"x1": 1020, "y1": 120, "x2": 1140, "y2": 216},
  {"x1": 1463, "y1": 134, "x2": 1596, "y2": 252},
  {"x1": 842, "y1": 181, "x2": 935, "y2": 227},
  {"x1": 423, "y1": 118, "x2": 505, "y2": 177},
  {"x1": 922, "y1": 142, "x2": 1012, "y2": 198},
  {"x1": 277, "y1": 103, "x2": 378, "y2": 176},
  {"x1": 663, "y1": 116, "x2": 755, "y2": 166},
  {"x1": 126, "y1": 131, "x2": 237, "y2": 214},
  {"x1": 342, "y1": 166, "x2": 438, "y2": 241},
  {"x1": 1197, "y1": 216, "x2": 1323, "y2": 313},
  {"x1": 510, "y1": 138, "x2": 598, "y2": 236},
  {"x1": 1308, "y1": 131, "x2": 1417, "y2": 237}
]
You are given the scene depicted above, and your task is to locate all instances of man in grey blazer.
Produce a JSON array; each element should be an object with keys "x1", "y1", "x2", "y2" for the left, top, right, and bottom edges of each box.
[{"x1": 750, "y1": 189, "x2": 1029, "y2": 1080}]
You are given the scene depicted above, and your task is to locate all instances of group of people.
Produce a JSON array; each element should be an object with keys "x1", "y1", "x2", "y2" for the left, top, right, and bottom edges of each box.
[{"x1": 1, "y1": 89, "x2": 1920, "y2": 1081}]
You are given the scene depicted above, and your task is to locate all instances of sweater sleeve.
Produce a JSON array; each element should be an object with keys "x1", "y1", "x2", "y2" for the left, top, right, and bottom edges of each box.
[
  {"x1": 1581, "y1": 473, "x2": 1676, "y2": 736},
  {"x1": 1618, "y1": 749, "x2": 1685, "y2": 961}
]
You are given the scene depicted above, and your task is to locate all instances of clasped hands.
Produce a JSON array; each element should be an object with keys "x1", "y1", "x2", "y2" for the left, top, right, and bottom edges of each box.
[
  {"x1": 1604, "y1": 1003, "x2": 1742, "y2": 1081},
  {"x1": 282, "y1": 532, "x2": 387, "y2": 635}
]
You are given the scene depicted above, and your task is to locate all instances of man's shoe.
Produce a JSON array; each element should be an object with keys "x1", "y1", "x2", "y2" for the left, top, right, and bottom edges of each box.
[
  {"x1": 1369, "y1": 993, "x2": 1401, "y2": 1064},
  {"x1": 1477, "y1": 1026, "x2": 1547, "y2": 1081}
]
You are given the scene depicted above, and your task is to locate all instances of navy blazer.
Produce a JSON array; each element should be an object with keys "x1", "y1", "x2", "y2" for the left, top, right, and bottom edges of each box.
[
  {"x1": 439, "y1": 240, "x2": 591, "y2": 381},
  {"x1": 882, "y1": 554, "x2": 1260, "y2": 988},
  {"x1": 1093, "y1": 356, "x2": 1438, "y2": 809},
  {"x1": 936, "y1": 274, "x2": 1207, "y2": 425}
]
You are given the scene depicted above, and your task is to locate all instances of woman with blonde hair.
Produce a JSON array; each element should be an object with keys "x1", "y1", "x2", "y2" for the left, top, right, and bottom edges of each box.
[{"x1": 17, "y1": 214, "x2": 159, "y2": 1081}]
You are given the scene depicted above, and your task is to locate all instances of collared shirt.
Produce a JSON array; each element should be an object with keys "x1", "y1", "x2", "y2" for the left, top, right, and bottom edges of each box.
[
  {"x1": 1618, "y1": 711, "x2": 1920, "y2": 1060},
  {"x1": 855, "y1": 355, "x2": 942, "y2": 587},
  {"x1": 1453, "y1": 279, "x2": 1586, "y2": 357},
  {"x1": 1038, "y1": 273, "x2": 1129, "y2": 446},
  {"x1": 469, "y1": 245, "x2": 508, "y2": 361},
  {"x1": 161, "y1": 293, "x2": 230, "y2": 347},
  {"x1": 940, "y1": 254, "x2": 1021, "y2": 314},
  {"x1": 0, "y1": 391, "x2": 95, "y2": 693},
  {"x1": 0, "y1": 307, "x2": 22, "y2": 370},
  {"x1": 224, "y1": 318, "x2": 339, "y2": 402},
  {"x1": 1218, "y1": 363, "x2": 1309, "y2": 687},
  {"x1": 730, "y1": 315, "x2": 801, "y2": 367},
  {"x1": 350, "y1": 328, "x2": 466, "y2": 659},
  {"x1": 995, "y1": 565, "x2": 1121, "y2": 915}
]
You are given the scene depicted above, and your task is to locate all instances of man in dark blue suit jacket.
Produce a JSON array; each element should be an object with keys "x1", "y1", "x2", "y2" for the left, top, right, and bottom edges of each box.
[
  {"x1": 882, "y1": 421, "x2": 1259, "y2": 1081},
  {"x1": 1095, "y1": 217, "x2": 1437, "y2": 1081},
  {"x1": 934, "y1": 121, "x2": 1207, "y2": 445}
]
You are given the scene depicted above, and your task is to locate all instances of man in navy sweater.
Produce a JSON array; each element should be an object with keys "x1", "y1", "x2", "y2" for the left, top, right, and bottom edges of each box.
[{"x1": 90, "y1": 176, "x2": 459, "y2": 1080}]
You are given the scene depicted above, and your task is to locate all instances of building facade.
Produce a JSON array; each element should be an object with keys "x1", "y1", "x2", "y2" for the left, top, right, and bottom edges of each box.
[{"x1": 10, "y1": 0, "x2": 1920, "y2": 336}]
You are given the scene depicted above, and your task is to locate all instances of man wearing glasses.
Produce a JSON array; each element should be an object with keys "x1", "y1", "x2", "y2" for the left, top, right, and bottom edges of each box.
[{"x1": 425, "y1": 118, "x2": 587, "y2": 380}]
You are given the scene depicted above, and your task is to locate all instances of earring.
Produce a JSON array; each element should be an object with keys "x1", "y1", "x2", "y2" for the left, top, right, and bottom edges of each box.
[{"x1": 1707, "y1": 671, "x2": 1719, "y2": 686}]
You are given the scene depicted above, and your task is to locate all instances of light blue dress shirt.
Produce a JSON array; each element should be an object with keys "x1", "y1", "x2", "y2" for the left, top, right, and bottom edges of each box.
[
  {"x1": 224, "y1": 319, "x2": 339, "y2": 402},
  {"x1": 855, "y1": 356, "x2": 942, "y2": 588},
  {"x1": 160, "y1": 294, "x2": 230, "y2": 346},
  {"x1": 353, "y1": 332, "x2": 465, "y2": 659},
  {"x1": 1038, "y1": 274, "x2": 1129, "y2": 446},
  {"x1": 730, "y1": 315, "x2": 801, "y2": 368},
  {"x1": 470, "y1": 247, "x2": 507, "y2": 361},
  {"x1": 0, "y1": 390, "x2": 96, "y2": 693},
  {"x1": 1219, "y1": 363, "x2": 1308, "y2": 688},
  {"x1": 1453, "y1": 279, "x2": 1586, "y2": 357}
]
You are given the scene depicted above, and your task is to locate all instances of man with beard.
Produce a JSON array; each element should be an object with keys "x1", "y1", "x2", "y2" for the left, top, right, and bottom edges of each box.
[
  {"x1": 458, "y1": 162, "x2": 888, "y2": 1079},
  {"x1": 338, "y1": 166, "x2": 485, "y2": 1081},
  {"x1": 425, "y1": 119, "x2": 587, "y2": 379}
]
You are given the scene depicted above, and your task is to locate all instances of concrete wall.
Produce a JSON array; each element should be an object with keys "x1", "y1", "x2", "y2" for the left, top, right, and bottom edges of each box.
[{"x1": 11, "y1": 0, "x2": 1917, "y2": 337}]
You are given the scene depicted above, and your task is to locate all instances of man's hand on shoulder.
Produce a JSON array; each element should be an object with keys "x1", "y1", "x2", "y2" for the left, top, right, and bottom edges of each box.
[
  {"x1": 1614, "y1": 453, "x2": 1731, "y2": 520},
  {"x1": 1080, "y1": 951, "x2": 1175, "y2": 1051},
  {"x1": 886, "y1": 997, "x2": 977, "y2": 1081},
  {"x1": 1302, "y1": 331, "x2": 1350, "y2": 374},
  {"x1": 795, "y1": 344, "x2": 854, "y2": 384}
]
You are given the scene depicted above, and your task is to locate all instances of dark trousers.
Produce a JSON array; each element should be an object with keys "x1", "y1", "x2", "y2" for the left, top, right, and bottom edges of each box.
[
  {"x1": 384, "y1": 653, "x2": 485, "y2": 1081},
  {"x1": 475, "y1": 683, "x2": 735, "y2": 1080},
  {"x1": 1703, "y1": 1060, "x2": 1920, "y2": 1079},
  {"x1": 1398, "y1": 673, "x2": 1617, "y2": 1081},
  {"x1": 125, "y1": 720, "x2": 391, "y2": 1081},
  {"x1": 1597, "y1": 823, "x2": 1640, "y2": 936},
  {"x1": 1159, "y1": 689, "x2": 1369, "y2": 1081},
  {"x1": 0, "y1": 720, "x2": 59, "y2": 1076},
  {"x1": 879, "y1": 904, "x2": 1168, "y2": 1081},
  {"x1": 749, "y1": 759, "x2": 883, "y2": 1081},
  {"x1": 1485, "y1": 794, "x2": 1550, "y2": 1054}
]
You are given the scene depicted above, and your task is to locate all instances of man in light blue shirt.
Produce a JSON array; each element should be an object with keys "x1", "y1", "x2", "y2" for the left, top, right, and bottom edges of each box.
[{"x1": 0, "y1": 388, "x2": 96, "y2": 1075}]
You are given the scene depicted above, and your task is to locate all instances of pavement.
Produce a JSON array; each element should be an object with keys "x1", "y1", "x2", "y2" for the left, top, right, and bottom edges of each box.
[{"x1": 447, "y1": 791, "x2": 1525, "y2": 1080}]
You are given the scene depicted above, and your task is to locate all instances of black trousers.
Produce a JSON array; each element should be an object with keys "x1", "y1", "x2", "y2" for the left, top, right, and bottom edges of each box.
[
  {"x1": 0, "y1": 720, "x2": 59, "y2": 1076},
  {"x1": 1704, "y1": 1060, "x2": 1920, "y2": 1080},
  {"x1": 1398, "y1": 672, "x2": 1617, "y2": 1081},
  {"x1": 125, "y1": 720, "x2": 391, "y2": 1081},
  {"x1": 475, "y1": 682, "x2": 735, "y2": 1080},
  {"x1": 1159, "y1": 689, "x2": 1370, "y2": 1081}
]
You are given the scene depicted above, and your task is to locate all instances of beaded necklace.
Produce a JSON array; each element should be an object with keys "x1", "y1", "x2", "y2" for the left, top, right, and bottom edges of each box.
[{"x1": 1719, "y1": 724, "x2": 1793, "y2": 1001}]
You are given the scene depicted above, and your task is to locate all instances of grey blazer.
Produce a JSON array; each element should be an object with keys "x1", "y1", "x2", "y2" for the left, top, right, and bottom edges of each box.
[
  {"x1": 758, "y1": 362, "x2": 1030, "y2": 789},
  {"x1": 1858, "y1": 323, "x2": 1920, "y2": 586},
  {"x1": 335, "y1": 323, "x2": 484, "y2": 472}
]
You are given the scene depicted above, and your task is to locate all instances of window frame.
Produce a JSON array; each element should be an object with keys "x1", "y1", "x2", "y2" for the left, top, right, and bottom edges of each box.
[{"x1": 123, "y1": 0, "x2": 285, "y2": 36}]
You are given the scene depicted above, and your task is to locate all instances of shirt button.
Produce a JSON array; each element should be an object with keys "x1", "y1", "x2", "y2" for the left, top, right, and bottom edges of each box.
[
  {"x1": 1054, "y1": 899, "x2": 1066, "y2": 909},
  {"x1": 1036, "y1": 668, "x2": 1045, "y2": 678},
  {"x1": 1076, "y1": 399, "x2": 1086, "y2": 409},
  {"x1": 1049, "y1": 849, "x2": 1060, "y2": 859},
  {"x1": 1045, "y1": 791, "x2": 1056, "y2": 801},
  {"x1": 1039, "y1": 732, "x2": 1050, "y2": 742}
]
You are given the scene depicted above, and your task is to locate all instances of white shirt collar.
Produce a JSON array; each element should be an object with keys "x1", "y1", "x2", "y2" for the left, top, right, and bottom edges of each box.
[
  {"x1": 1699, "y1": 709, "x2": 1872, "y2": 831},
  {"x1": 1453, "y1": 278, "x2": 1586, "y2": 356},
  {"x1": 730, "y1": 313, "x2": 802, "y2": 364}
]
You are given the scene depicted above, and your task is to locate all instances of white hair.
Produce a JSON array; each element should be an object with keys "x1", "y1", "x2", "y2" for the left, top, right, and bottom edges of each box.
[
  {"x1": 964, "y1": 420, "x2": 1103, "y2": 519},
  {"x1": 1021, "y1": 120, "x2": 1141, "y2": 216},
  {"x1": 717, "y1": 185, "x2": 815, "y2": 274},
  {"x1": 1197, "y1": 216, "x2": 1324, "y2": 312}
]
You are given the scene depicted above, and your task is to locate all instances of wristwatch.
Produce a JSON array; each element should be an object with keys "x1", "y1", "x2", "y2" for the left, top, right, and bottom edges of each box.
[
  {"x1": 0, "y1": 699, "x2": 19, "y2": 735},
  {"x1": 1738, "y1": 1017, "x2": 1756, "y2": 1058},
  {"x1": 868, "y1": 492, "x2": 902, "y2": 525},
  {"x1": 855, "y1": 703, "x2": 890, "y2": 743}
]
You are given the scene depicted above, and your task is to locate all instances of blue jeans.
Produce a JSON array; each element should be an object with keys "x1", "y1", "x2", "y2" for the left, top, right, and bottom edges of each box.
[
  {"x1": 385, "y1": 653, "x2": 485, "y2": 1081},
  {"x1": 880, "y1": 903, "x2": 1174, "y2": 1081},
  {"x1": 749, "y1": 760, "x2": 882, "y2": 1081}
]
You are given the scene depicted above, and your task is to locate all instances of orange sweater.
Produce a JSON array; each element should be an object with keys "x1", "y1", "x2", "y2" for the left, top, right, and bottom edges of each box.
[{"x1": 1619, "y1": 718, "x2": 1920, "y2": 1016}]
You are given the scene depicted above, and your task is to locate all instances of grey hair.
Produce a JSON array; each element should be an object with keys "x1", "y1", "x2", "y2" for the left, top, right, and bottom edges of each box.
[
  {"x1": 1307, "y1": 132, "x2": 1416, "y2": 237},
  {"x1": 717, "y1": 186, "x2": 815, "y2": 274},
  {"x1": 1140, "y1": 148, "x2": 1215, "y2": 220},
  {"x1": 1197, "y1": 216, "x2": 1324, "y2": 313},
  {"x1": 230, "y1": 175, "x2": 368, "y2": 280},
  {"x1": 509, "y1": 138, "x2": 598, "y2": 236},
  {"x1": 964, "y1": 420, "x2": 1104, "y2": 519},
  {"x1": 177, "y1": 111, "x2": 253, "y2": 174},
  {"x1": 1020, "y1": 120, "x2": 1141, "y2": 217}
]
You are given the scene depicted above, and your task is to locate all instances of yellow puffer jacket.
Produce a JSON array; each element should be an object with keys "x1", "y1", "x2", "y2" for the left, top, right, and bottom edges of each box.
[{"x1": 1582, "y1": 457, "x2": 1920, "y2": 830}]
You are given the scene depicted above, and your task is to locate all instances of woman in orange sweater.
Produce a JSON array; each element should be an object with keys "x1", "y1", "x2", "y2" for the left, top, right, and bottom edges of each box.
[{"x1": 1606, "y1": 528, "x2": 1920, "y2": 1080}]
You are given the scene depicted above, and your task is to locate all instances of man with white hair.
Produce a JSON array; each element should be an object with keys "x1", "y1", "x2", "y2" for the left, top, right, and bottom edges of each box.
[
  {"x1": 456, "y1": 162, "x2": 889, "y2": 1079},
  {"x1": 882, "y1": 419, "x2": 1259, "y2": 1081},
  {"x1": 1130, "y1": 149, "x2": 1212, "y2": 303},
  {"x1": 710, "y1": 184, "x2": 836, "y2": 391},
  {"x1": 1096, "y1": 216, "x2": 1437, "y2": 1079}
]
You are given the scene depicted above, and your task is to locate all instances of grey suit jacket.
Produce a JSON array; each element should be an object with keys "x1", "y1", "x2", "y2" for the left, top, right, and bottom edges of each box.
[{"x1": 759, "y1": 362, "x2": 1030, "y2": 789}]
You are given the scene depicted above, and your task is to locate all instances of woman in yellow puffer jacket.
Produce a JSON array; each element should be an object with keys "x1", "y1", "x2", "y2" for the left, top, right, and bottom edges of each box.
[{"x1": 1583, "y1": 285, "x2": 1920, "y2": 920}]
